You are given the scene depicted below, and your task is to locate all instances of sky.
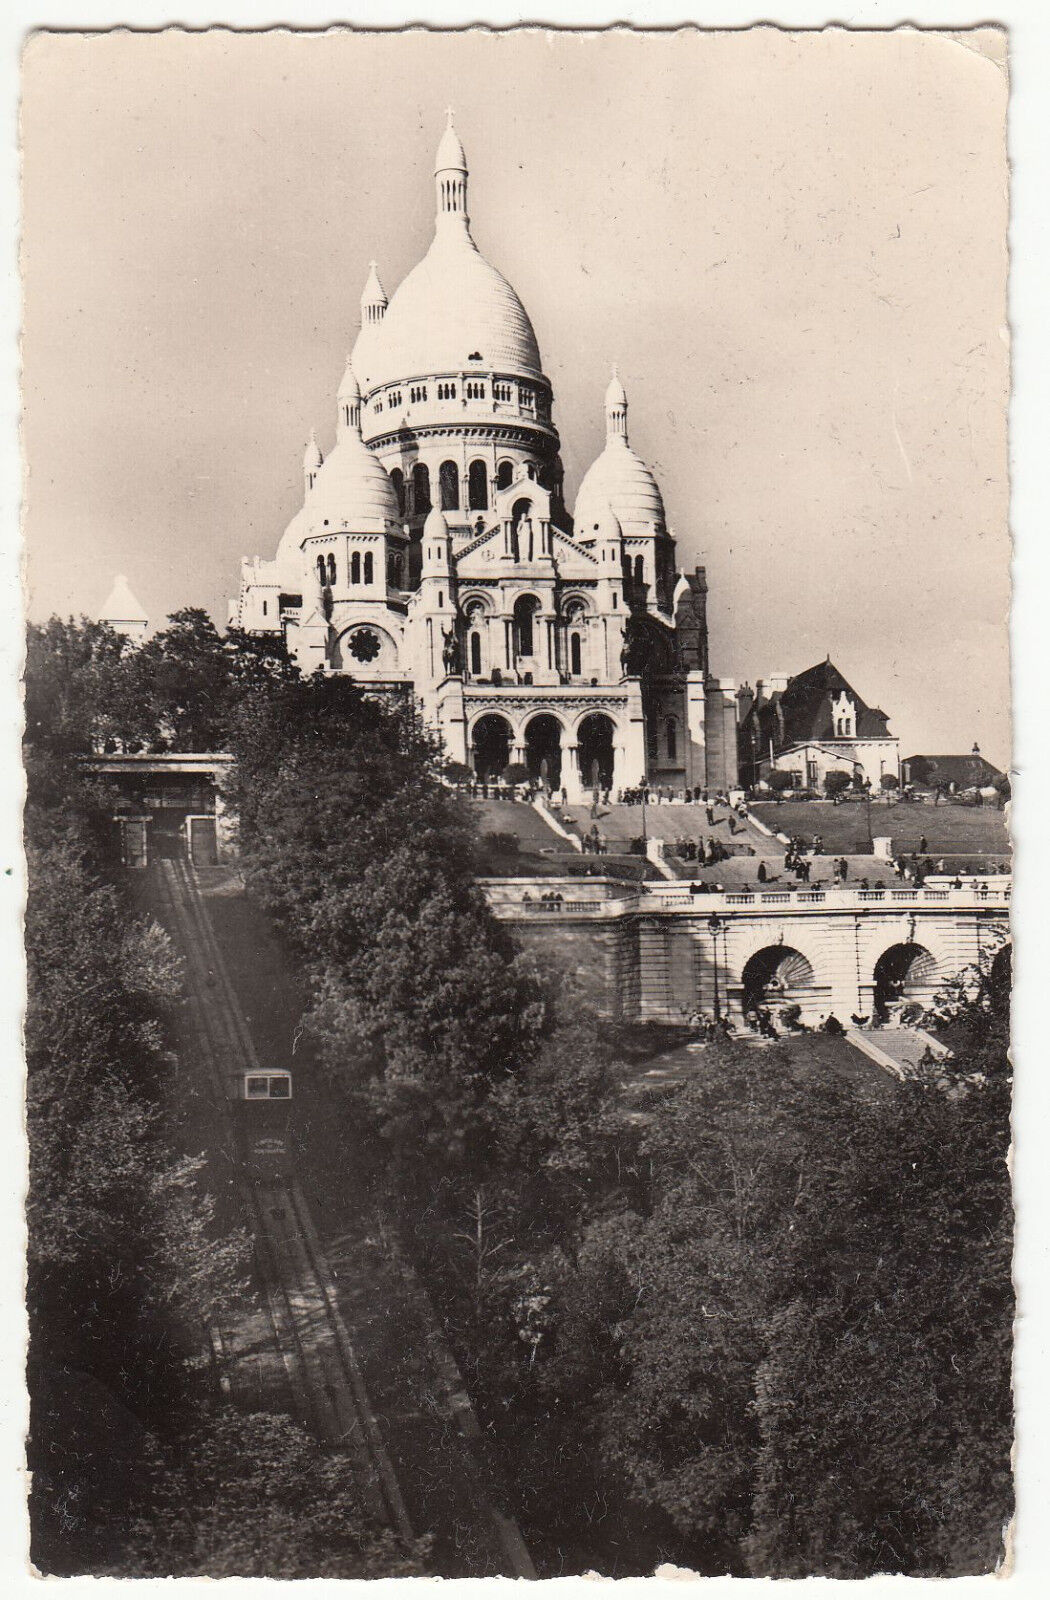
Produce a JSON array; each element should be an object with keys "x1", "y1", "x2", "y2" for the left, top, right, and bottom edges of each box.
[{"x1": 20, "y1": 26, "x2": 1010, "y2": 766}]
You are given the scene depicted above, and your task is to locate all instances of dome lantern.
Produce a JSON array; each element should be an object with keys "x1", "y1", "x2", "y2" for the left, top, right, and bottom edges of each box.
[
  {"x1": 361, "y1": 261, "x2": 387, "y2": 328},
  {"x1": 337, "y1": 358, "x2": 362, "y2": 434},
  {"x1": 605, "y1": 366, "x2": 629, "y2": 443},
  {"x1": 434, "y1": 108, "x2": 469, "y2": 230},
  {"x1": 303, "y1": 431, "x2": 323, "y2": 493}
]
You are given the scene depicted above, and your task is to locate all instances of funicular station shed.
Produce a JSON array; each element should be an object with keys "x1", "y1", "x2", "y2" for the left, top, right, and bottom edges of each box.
[{"x1": 82, "y1": 752, "x2": 233, "y2": 868}]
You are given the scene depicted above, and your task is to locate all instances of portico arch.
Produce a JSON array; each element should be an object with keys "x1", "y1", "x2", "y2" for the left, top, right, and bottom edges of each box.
[
  {"x1": 525, "y1": 713, "x2": 562, "y2": 789},
  {"x1": 471, "y1": 714, "x2": 513, "y2": 782},
  {"x1": 577, "y1": 713, "x2": 617, "y2": 791}
]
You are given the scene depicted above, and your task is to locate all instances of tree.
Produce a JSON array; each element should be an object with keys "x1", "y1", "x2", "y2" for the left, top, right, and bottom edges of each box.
[
  {"x1": 25, "y1": 784, "x2": 253, "y2": 1573},
  {"x1": 767, "y1": 770, "x2": 795, "y2": 797},
  {"x1": 109, "y1": 1409, "x2": 428, "y2": 1578},
  {"x1": 502, "y1": 762, "x2": 530, "y2": 786},
  {"x1": 881, "y1": 772, "x2": 900, "y2": 792},
  {"x1": 823, "y1": 770, "x2": 851, "y2": 800},
  {"x1": 25, "y1": 616, "x2": 150, "y2": 754}
]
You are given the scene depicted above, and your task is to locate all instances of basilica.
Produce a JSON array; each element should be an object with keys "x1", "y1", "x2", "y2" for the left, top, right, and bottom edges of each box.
[{"x1": 231, "y1": 115, "x2": 739, "y2": 799}]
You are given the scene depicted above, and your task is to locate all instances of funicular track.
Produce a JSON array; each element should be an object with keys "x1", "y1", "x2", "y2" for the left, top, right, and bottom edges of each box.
[{"x1": 148, "y1": 858, "x2": 414, "y2": 1546}]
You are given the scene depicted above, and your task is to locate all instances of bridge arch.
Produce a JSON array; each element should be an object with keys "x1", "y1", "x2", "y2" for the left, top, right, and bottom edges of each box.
[
  {"x1": 741, "y1": 945, "x2": 816, "y2": 1014},
  {"x1": 721, "y1": 926, "x2": 829, "y2": 1024},
  {"x1": 872, "y1": 941, "x2": 938, "y2": 1020}
]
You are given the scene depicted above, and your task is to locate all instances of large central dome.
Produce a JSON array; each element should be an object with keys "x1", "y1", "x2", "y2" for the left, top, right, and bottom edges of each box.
[
  {"x1": 351, "y1": 113, "x2": 544, "y2": 395},
  {"x1": 353, "y1": 230, "x2": 543, "y2": 393}
]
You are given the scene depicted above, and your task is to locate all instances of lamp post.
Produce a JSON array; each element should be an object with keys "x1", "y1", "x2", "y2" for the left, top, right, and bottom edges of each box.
[{"x1": 708, "y1": 912, "x2": 723, "y2": 1019}]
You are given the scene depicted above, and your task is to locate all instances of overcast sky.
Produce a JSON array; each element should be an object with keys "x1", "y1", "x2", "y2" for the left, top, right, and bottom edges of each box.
[{"x1": 21, "y1": 26, "x2": 1009, "y2": 765}]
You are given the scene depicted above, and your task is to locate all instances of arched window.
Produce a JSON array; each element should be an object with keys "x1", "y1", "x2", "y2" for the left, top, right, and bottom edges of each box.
[
  {"x1": 388, "y1": 552, "x2": 403, "y2": 588},
  {"x1": 390, "y1": 467, "x2": 405, "y2": 516},
  {"x1": 351, "y1": 551, "x2": 361, "y2": 585},
  {"x1": 470, "y1": 631, "x2": 482, "y2": 676},
  {"x1": 316, "y1": 554, "x2": 326, "y2": 585},
  {"x1": 412, "y1": 462, "x2": 431, "y2": 516},
  {"x1": 326, "y1": 553, "x2": 336, "y2": 586},
  {"x1": 496, "y1": 459, "x2": 514, "y2": 491},
  {"x1": 364, "y1": 551, "x2": 374, "y2": 585},
  {"x1": 570, "y1": 632, "x2": 582, "y2": 676},
  {"x1": 468, "y1": 460, "x2": 488, "y2": 511},
  {"x1": 513, "y1": 594, "x2": 540, "y2": 659},
  {"x1": 634, "y1": 555, "x2": 644, "y2": 587},
  {"x1": 439, "y1": 459, "x2": 459, "y2": 511},
  {"x1": 666, "y1": 718, "x2": 678, "y2": 760}
]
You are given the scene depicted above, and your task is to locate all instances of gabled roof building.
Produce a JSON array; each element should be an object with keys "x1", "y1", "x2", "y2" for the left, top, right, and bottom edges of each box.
[
  {"x1": 738, "y1": 659, "x2": 899, "y2": 790},
  {"x1": 230, "y1": 115, "x2": 738, "y2": 798}
]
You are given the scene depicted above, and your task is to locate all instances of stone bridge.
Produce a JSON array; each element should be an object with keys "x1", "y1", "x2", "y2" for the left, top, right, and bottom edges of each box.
[{"x1": 484, "y1": 877, "x2": 1011, "y2": 1025}]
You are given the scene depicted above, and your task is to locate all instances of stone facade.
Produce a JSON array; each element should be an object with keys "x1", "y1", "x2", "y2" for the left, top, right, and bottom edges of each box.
[{"x1": 230, "y1": 116, "x2": 738, "y2": 801}]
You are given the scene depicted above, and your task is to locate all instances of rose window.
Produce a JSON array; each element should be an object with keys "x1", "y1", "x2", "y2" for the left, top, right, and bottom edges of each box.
[{"x1": 348, "y1": 628, "x2": 381, "y2": 664}]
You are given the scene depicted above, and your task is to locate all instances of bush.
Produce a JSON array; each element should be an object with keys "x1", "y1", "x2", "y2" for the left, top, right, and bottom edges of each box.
[
  {"x1": 481, "y1": 831, "x2": 519, "y2": 855},
  {"x1": 768, "y1": 771, "x2": 795, "y2": 795},
  {"x1": 881, "y1": 773, "x2": 900, "y2": 792},
  {"x1": 824, "y1": 771, "x2": 851, "y2": 799}
]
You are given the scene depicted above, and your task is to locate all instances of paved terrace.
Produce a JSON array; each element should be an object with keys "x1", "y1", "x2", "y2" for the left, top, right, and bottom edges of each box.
[{"x1": 484, "y1": 876, "x2": 1011, "y2": 918}]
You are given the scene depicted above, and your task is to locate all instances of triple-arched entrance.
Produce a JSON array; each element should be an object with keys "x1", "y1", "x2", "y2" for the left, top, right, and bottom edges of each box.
[{"x1": 467, "y1": 707, "x2": 623, "y2": 794}]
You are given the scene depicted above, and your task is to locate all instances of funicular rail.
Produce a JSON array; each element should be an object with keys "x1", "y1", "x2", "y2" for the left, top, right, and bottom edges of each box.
[{"x1": 147, "y1": 858, "x2": 414, "y2": 1546}]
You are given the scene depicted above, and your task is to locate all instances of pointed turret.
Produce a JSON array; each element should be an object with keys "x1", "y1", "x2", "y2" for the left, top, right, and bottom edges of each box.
[
  {"x1": 337, "y1": 358, "x2": 362, "y2": 434},
  {"x1": 421, "y1": 505, "x2": 452, "y2": 575},
  {"x1": 303, "y1": 431, "x2": 323, "y2": 493},
  {"x1": 434, "y1": 108, "x2": 469, "y2": 229},
  {"x1": 360, "y1": 260, "x2": 387, "y2": 329}
]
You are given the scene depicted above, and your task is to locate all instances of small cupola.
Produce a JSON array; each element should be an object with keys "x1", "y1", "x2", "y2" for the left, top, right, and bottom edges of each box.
[
  {"x1": 303, "y1": 431, "x2": 323, "y2": 493},
  {"x1": 605, "y1": 365, "x2": 629, "y2": 442},
  {"x1": 434, "y1": 108, "x2": 469, "y2": 228},
  {"x1": 360, "y1": 260, "x2": 387, "y2": 328},
  {"x1": 338, "y1": 359, "x2": 362, "y2": 434}
]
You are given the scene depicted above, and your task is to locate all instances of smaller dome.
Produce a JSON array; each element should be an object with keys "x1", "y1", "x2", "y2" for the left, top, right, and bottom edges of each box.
[
  {"x1": 435, "y1": 110, "x2": 467, "y2": 172},
  {"x1": 338, "y1": 359, "x2": 360, "y2": 401},
  {"x1": 303, "y1": 432, "x2": 323, "y2": 470},
  {"x1": 574, "y1": 444, "x2": 665, "y2": 536},
  {"x1": 605, "y1": 367, "x2": 627, "y2": 409},
  {"x1": 576, "y1": 502, "x2": 622, "y2": 545},
  {"x1": 424, "y1": 505, "x2": 450, "y2": 540}
]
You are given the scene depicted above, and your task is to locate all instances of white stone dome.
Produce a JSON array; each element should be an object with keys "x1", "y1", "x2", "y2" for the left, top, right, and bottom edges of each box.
[
  {"x1": 352, "y1": 226, "x2": 543, "y2": 394},
  {"x1": 275, "y1": 425, "x2": 400, "y2": 586},
  {"x1": 574, "y1": 439, "x2": 665, "y2": 536},
  {"x1": 305, "y1": 429, "x2": 400, "y2": 532}
]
